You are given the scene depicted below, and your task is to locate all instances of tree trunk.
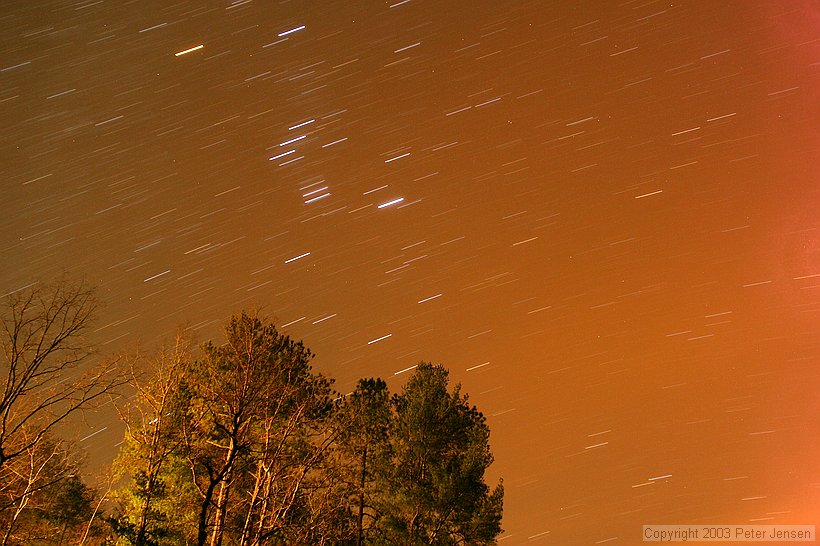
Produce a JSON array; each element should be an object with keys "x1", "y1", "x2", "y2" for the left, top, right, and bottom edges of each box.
[
  {"x1": 209, "y1": 475, "x2": 231, "y2": 546},
  {"x1": 1, "y1": 519, "x2": 15, "y2": 546},
  {"x1": 209, "y1": 436, "x2": 237, "y2": 546},
  {"x1": 2, "y1": 477, "x2": 32, "y2": 546},
  {"x1": 196, "y1": 478, "x2": 220, "y2": 546},
  {"x1": 136, "y1": 419, "x2": 164, "y2": 546},
  {"x1": 239, "y1": 461, "x2": 264, "y2": 546},
  {"x1": 135, "y1": 464, "x2": 158, "y2": 545},
  {"x1": 252, "y1": 466, "x2": 274, "y2": 546},
  {"x1": 356, "y1": 446, "x2": 367, "y2": 546}
]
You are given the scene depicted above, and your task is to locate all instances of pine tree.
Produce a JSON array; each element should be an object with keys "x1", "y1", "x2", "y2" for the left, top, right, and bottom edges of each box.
[
  {"x1": 375, "y1": 363, "x2": 503, "y2": 545},
  {"x1": 334, "y1": 378, "x2": 391, "y2": 545}
]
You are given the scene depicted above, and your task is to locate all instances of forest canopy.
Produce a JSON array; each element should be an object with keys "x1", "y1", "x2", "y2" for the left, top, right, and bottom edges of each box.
[{"x1": 0, "y1": 283, "x2": 503, "y2": 545}]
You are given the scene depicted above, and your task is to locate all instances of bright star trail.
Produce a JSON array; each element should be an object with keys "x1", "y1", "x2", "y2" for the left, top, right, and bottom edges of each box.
[
  {"x1": 174, "y1": 44, "x2": 204, "y2": 57},
  {"x1": 2, "y1": 1, "x2": 819, "y2": 542}
]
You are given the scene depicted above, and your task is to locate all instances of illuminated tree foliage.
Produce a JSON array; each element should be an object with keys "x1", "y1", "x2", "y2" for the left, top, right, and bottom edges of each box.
[
  {"x1": 112, "y1": 313, "x2": 340, "y2": 546},
  {"x1": 3, "y1": 282, "x2": 503, "y2": 544},
  {"x1": 0, "y1": 282, "x2": 503, "y2": 546},
  {"x1": 105, "y1": 314, "x2": 503, "y2": 545}
]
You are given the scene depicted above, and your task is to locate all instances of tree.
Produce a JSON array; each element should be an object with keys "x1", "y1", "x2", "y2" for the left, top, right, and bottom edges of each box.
[
  {"x1": 374, "y1": 363, "x2": 504, "y2": 545},
  {"x1": 0, "y1": 279, "x2": 125, "y2": 544},
  {"x1": 0, "y1": 280, "x2": 125, "y2": 472},
  {"x1": 0, "y1": 432, "x2": 101, "y2": 545},
  {"x1": 113, "y1": 312, "x2": 340, "y2": 546},
  {"x1": 111, "y1": 333, "x2": 194, "y2": 546},
  {"x1": 109, "y1": 318, "x2": 505, "y2": 545},
  {"x1": 334, "y1": 379, "x2": 391, "y2": 545},
  {"x1": 182, "y1": 312, "x2": 335, "y2": 546},
  {"x1": 42, "y1": 474, "x2": 95, "y2": 542},
  {"x1": 0, "y1": 433, "x2": 75, "y2": 544}
]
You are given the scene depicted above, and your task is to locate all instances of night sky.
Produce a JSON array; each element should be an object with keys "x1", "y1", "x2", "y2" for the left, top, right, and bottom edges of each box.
[{"x1": 2, "y1": 0, "x2": 819, "y2": 542}]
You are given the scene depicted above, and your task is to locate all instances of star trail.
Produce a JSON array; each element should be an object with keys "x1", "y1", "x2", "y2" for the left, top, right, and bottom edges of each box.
[{"x1": 2, "y1": 0, "x2": 819, "y2": 543}]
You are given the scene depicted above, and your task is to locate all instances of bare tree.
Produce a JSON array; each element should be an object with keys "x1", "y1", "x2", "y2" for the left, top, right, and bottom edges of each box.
[
  {"x1": 0, "y1": 433, "x2": 75, "y2": 545},
  {"x1": 0, "y1": 279, "x2": 126, "y2": 472}
]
